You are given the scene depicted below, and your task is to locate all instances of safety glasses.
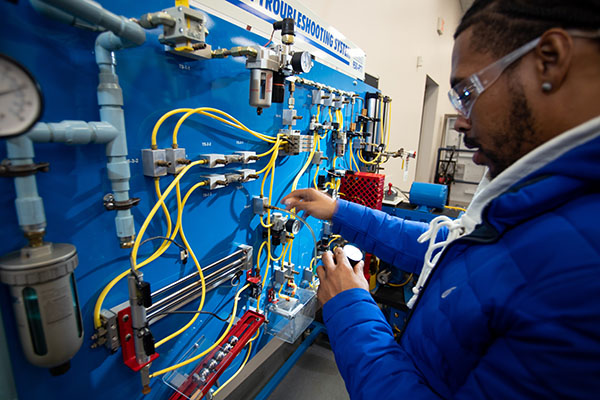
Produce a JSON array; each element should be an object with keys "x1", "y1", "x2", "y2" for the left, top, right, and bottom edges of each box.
[
  {"x1": 449, "y1": 29, "x2": 600, "y2": 118},
  {"x1": 448, "y1": 37, "x2": 541, "y2": 118}
]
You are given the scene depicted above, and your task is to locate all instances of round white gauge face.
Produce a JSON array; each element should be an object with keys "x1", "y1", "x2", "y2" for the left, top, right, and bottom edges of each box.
[
  {"x1": 299, "y1": 51, "x2": 313, "y2": 73},
  {"x1": 285, "y1": 218, "x2": 301, "y2": 235},
  {"x1": 0, "y1": 55, "x2": 43, "y2": 138},
  {"x1": 290, "y1": 219, "x2": 301, "y2": 234}
]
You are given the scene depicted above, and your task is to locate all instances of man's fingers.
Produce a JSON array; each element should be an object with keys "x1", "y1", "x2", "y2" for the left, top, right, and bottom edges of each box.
[
  {"x1": 353, "y1": 260, "x2": 365, "y2": 276},
  {"x1": 316, "y1": 265, "x2": 326, "y2": 281},
  {"x1": 321, "y1": 251, "x2": 336, "y2": 272},
  {"x1": 334, "y1": 246, "x2": 348, "y2": 266},
  {"x1": 282, "y1": 189, "x2": 313, "y2": 205}
]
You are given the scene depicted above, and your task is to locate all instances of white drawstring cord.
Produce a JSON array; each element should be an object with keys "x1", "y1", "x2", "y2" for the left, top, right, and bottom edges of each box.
[{"x1": 406, "y1": 214, "x2": 477, "y2": 309}]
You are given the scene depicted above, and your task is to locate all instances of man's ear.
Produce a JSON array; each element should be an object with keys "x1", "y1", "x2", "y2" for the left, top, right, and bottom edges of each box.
[{"x1": 534, "y1": 28, "x2": 573, "y2": 92}]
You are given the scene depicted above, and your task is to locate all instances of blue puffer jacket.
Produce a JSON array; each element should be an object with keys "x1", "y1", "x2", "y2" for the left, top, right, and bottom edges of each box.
[{"x1": 323, "y1": 117, "x2": 600, "y2": 399}]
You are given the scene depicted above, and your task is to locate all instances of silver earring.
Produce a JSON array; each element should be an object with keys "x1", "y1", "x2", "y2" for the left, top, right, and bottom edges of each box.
[{"x1": 541, "y1": 82, "x2": 553, "y2": 92}]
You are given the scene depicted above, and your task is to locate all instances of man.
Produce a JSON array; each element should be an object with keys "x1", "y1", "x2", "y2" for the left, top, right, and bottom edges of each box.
[{"x1": 282, "y1": 1, "x2": 600, "y2": 398}]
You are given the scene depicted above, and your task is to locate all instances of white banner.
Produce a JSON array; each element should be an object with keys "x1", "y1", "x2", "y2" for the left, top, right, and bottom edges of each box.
[{"x1": 190, "y1": 0, "x2": 366, "y2": 80}]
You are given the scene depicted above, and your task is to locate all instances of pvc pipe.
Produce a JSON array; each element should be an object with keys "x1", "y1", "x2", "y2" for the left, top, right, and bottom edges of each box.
[
  {"x1": 6, "y1": 136, "x2": 46, "y2": 233},
  {"x1": 95, "y1": 31, "x2": 137, "y2": 245},
  {"x1": 29, "y1": 0, "x2": 104, "y2": 32},
  {"x1": 39, "y1": 0, "x2": 145, "y2": 45},
  {"x1": 28, "y1": 121, "x2": 119, "y2": 144}
]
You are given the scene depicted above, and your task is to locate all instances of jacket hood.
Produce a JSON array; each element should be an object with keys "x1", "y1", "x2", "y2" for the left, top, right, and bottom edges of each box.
[{"x1": 463, "y1": 115, "x2": 600, "y2": 238}]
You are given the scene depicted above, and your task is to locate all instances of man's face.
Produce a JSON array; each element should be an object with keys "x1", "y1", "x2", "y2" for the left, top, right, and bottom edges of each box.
[{"x1": 450, "y1": 28, "x2": 539, "y2": 178}]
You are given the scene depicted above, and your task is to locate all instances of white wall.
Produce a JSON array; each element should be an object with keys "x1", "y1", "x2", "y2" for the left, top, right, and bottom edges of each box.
[{"x1": 301, "y1": 0, "x2": 464, "y2": 190}]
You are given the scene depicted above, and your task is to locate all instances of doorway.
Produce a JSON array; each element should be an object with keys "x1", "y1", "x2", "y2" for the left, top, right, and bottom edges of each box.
[{"x1": 415, "y1": 75, "x2": 440, "y2": 183}]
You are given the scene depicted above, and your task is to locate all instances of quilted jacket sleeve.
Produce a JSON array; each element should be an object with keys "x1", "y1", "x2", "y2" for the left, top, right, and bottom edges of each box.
[
  {"x1": 323, "y1": 288, "x2": 443, "y2": 400},
  {"x1": 331, "y1": 199, "x2": 431, "y2": 274}
]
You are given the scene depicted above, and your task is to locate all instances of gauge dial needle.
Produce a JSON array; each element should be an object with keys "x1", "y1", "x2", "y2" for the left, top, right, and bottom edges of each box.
[{"x1": 0, "y1": 86, "x2": 25, "y2": 96}]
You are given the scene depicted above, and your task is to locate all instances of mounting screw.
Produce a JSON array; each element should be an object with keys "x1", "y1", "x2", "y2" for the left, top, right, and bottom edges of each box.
[
  {"x1": 125, "y1": 334, "x2": 131, "y2": 342},
  {"x1": 122, "y1": 314, "x2": 130, "y2": 323},
  {"x1": 179, "y1": 28, "x2": 184, "y2": 33}
]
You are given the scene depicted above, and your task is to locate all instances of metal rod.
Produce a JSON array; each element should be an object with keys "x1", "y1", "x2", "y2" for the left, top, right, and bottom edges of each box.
[
  {"x1": 148, "y1": 258, "x2": 244, "y2": 313},
  {"x1": 151, "y1": 249, "x2": 244, "y2": 298},
  {"x1": 147, "y1": 268, "x2": 241, "y2": 322}
]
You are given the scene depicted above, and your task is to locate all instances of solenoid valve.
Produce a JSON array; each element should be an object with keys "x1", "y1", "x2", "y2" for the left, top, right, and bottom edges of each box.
[{"x1": 156, "y1": 6, "x2": 212, "y2": 60}]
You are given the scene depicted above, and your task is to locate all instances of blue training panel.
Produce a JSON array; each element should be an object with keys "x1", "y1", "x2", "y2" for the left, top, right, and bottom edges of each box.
[{"x1": 0, "y1": 1, "x2": 374, "y2": 399}]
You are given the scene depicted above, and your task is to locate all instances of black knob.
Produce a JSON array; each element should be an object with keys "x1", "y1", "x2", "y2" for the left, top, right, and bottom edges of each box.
[{"x1": 343, "y1": 244, "x2": 363, "y2": 267}]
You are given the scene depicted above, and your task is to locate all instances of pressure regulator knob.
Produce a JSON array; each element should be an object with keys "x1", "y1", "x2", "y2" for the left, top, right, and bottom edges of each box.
[{"x1": 342, "y1": 244, "x2": 363, "y2": 267}]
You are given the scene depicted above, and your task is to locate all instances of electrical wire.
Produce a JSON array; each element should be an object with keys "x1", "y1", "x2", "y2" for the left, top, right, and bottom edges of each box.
[
  {"x1": 212, "y1": 325, "x2": 262, "y2": 397},
  {"x1": 154, "y1": 180, "x2": 209, "y2": 348},
  {"x1": 212, "y1": 341, "x2": 253, "y2": 397},
  {"x1": 444, "y1": 205, "x2": 467, "y2": 212},
  {"x1": 93, "y1": 161, "x2": 206, "y2": 328},
  {"x1": 388, "y1": 273, "x2": 413, "y2": 287},
  {"x1": 139, "y1": 236, "x2": 187, "y2": 252},
  {"x1": 327, "y1": 234, "x2": 341, "y2": 248},
  {"x1": 149, "y1": 309, "x2": 232, "y2": 323},
  {"x1": 172, "y1": 108, "x2": 276, "y2": 147},
  {"x1": 149, "y1": 283, "x2": 250, "y2": 378}
]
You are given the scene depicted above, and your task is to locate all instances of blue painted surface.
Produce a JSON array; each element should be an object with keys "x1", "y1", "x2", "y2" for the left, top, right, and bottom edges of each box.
[{"x1": 0, "y1": 1, "x2": 372, "y2": 399}]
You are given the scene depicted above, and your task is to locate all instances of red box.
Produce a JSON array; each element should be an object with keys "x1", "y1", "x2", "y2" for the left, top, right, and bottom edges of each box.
[{"x1": 339, "y1": 172, "x2": 385, "y2": 210}]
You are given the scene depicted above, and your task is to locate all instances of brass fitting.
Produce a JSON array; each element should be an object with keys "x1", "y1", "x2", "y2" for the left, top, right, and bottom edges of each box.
[
  {"x1": 119, "y1": 235, "x2": 135, "y2": 249},
  {"x1": 24, "y1": 231, "x2": 45, "y2": 248}
]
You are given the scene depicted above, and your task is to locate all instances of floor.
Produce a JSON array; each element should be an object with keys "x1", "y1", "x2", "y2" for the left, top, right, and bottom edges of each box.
[{"x1": 267, "y1": 342, "x2": 349, "y2": 400}]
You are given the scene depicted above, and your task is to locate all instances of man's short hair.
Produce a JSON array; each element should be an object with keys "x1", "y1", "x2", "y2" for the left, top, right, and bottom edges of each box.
[{"x1": 455, "y1": 0, "x2": 600, "y2": 57}]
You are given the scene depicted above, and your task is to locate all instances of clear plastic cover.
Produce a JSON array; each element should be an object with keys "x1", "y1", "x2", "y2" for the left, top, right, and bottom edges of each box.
[{"x1": 266, "y1": 287, "x2": 317, "y2": 343}]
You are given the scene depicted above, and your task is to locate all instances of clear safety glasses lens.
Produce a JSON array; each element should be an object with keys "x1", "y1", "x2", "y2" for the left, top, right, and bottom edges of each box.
[{"x1": 448, "y1": 77, "x2": 483, "y2": 118}]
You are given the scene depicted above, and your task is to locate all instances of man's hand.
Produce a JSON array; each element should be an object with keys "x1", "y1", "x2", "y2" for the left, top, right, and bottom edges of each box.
[
  {"x1": 281, "y1": 188, "x2": 337, "y2": 220},
  {"x1": 317, "y1": 247, "x2": 369, "y2": 306}
]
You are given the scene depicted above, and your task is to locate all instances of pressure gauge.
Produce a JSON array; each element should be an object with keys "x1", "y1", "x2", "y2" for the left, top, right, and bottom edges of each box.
[
  {"x1": 0, "y1": 54, "x2": 43, "y2": 138},
  {"x1": 285, "y1": 219, "x2": 301, "y2": 235},
  {"x1": 291, "y1": 51, "x2": 313, "y2": 74}
]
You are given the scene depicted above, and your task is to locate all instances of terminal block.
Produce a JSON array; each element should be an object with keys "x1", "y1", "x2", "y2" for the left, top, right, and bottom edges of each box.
[
  {"x1": 333, "y1": 95, "x2": 348, "y2": 109},
  {"x1": 311, "y1": 151, "x2": 327, "y2": 165},
  {"x1": 311, "y1": 89, "x2": 330, "y2": 105},
  {"x1": 234, "y1": 151, "x2": 258, "y2": 164},
  {"x1": 90, "y1": 309, "x2": 121, "y2": 353},
  {"x1": 282, "y1": 109, "x2": 302, "y2": 126},
  {"x1": 279, "y1": 131, "x2": 314, "y2": 156},
  {"x1": 238, "y1": 169, "x2": 258, "y2": 182},
  {"x1": 199, "y1": 174, "x2": 227, "y2": 190},
  {"x1": 253, "y1": 196, "x2": 267, "y2": 216},
  {"x1": 198, "y1": 154, "x2": 227, "y2": 168},
  {"x1": 158, "y1": 6, "x2": 212, "y2": 60},
  {"x1": 165, "y1": 148, "x2": 190, "y2": 174},
  {"x1": 142, "y1": 149, "x2": 168, "y2": 177}
]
